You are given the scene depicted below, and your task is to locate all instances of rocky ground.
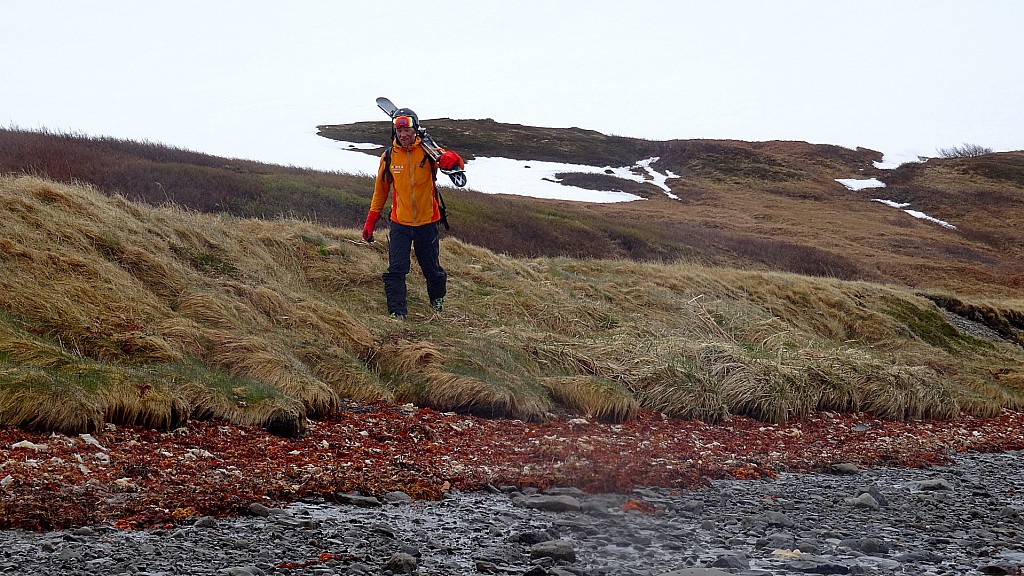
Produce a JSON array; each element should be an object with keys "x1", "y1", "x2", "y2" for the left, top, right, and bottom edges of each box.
[{"x1": 1, "y1": 449, "x2": 1021, "y2": 576}]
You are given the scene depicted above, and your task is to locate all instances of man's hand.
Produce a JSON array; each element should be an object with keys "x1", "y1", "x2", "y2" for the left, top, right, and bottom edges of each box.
[
  {"x1": 362, "y1": 211, "x2": 380, "y2": 243},
  {"x1": 439, "y1": 150, "x2": 464, "y2": 171}
]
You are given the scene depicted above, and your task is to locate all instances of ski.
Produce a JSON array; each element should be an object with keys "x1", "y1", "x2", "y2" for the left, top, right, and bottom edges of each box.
[
  {"x1": 375, "y1": 97, "x2": 398, "y2": 118},
  {"x1": 376, "y1": 97, "x2": 467, "y2": 188}
]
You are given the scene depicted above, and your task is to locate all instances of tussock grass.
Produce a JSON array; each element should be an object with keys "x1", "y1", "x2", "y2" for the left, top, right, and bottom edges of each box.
[
  {"x1": 542, "y1": 376, "x2": 639, "y2": 423},
  {"x1": 859, "y1": 365, "x2": 960, "y2": 420},
  {"x1": 2, "y1": 174, "x2": 1024, "y2": 434},
  {"x1": 640, "y1": 361, "x2": 730, "y2": 423},
  {"x1": 0, "y1": 368, "x2": 105, "y2": 433},
  {"x1": 407, "y1": 371, "x2": 551, "y2": 420}
]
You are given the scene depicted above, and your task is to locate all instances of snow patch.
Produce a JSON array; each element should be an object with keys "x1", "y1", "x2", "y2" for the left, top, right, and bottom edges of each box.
[
  {"x1": 904, "y1": 209, "x2": 956, "y2": 229},
  {"x1": 834, "y1": 180, "x2": 958, "y2": 229},
  {"x1": 431, "y1": 155, "x2": 678, "y2": 203},
  {"x1": 336, "y1": 141, "x2": 383, "y2": 151},
  {"x1": 872, "y1": 199, "x2": 956, "y2": 229},
  {"x1": 835, "y1": 178, "x2": 886, "y2": 191},
  {"x1": 463, "y1": 157, "x2": 646, "y2": 203},
  {"x1": 635, "y1": 157, "x2": 680, "y2": 199},
  {"x1": 874, "y1": 151, "x2": 928, "y2": 170},
  {"x1": 872, "y1": 199, "x2": 911, "y2": 209}
]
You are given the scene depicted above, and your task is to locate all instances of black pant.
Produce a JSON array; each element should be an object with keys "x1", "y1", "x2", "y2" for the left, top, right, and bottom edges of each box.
[{"x1": 382, "y1": 221, "x2": 447, "y2": 316}]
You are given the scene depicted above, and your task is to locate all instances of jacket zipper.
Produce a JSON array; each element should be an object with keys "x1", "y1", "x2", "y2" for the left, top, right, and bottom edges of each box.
[{"x1": 406, "y1": 147, "x2": 417, "y2": 225}]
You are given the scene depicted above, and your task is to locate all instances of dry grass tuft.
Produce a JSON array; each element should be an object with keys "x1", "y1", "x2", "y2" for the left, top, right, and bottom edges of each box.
[
  {"x1": 301, "y1": 346, "x2": 393, "y2": 403},
  {"x1": 639, "y1": 362, "x2": 730, "y2": 423},
  {"x1": 388, "y1": 341, "x2": 445, "y2": 374},
  {"x1": 541, "y1": 376, "x2": 639, "y2": 423},
  {"x1": 0, "y1": 367, "x2": 106, "y2": 433},
  {"x1": 98, "y1": 369, "x2": 191, "y2": 430},
  {"x1": 859, "y1": 365, "x2": 960, "y2": 420},
  {"x1": 207, "y1": 336, "x2": 338, "y2": 417},
  {"x1": 803, "y1": 348, "x2": 867, "y2": 412},
  {"x1": 408, "y1": 371, "x2": 552, "y2": 421}
]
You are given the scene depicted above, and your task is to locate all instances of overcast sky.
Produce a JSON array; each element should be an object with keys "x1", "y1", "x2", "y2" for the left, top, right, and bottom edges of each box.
[{"x1": 3, "y1": 0, "x2": 1023, "y2": 172}]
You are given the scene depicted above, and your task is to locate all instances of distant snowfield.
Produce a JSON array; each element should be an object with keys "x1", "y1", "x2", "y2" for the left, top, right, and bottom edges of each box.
[
  {"x1": 446, "y1": 155, "x2": 680, "y2": 202},
  {"x1": 331, "y1": 140, "x2": 678, "y2": 203}
]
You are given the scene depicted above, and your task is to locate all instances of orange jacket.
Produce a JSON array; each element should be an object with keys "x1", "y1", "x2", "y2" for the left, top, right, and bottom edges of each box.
[{"x1": 368, "y1": 138, "x2": 440, "y2": 227}]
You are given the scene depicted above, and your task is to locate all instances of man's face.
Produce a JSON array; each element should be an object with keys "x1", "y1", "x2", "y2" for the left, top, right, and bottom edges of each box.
[{"x1": 396, "y1": 126, "x2": 416, "y2": 146}]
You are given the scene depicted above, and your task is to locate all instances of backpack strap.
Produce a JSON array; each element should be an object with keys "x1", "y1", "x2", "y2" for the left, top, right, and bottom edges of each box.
[
  {"x1": 435, "y1": 187, "x2": 450, "y2": 231},
  {"x1": 383, "y1": 146, "x2": 394, "y2": 183}
]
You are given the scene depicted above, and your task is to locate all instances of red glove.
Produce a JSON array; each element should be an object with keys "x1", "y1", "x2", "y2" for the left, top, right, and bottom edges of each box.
[
  {"x1": 439, "y1": 150, "x2": 464, "y2": 170},
  {"x1": 362, "y1": 211, "x2": 380, "y2": 242}
]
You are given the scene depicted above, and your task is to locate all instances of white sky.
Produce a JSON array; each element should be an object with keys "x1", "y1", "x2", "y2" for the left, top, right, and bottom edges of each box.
[{"x1": 2, "y1": 0, "x2": 1023, "y2": 201}]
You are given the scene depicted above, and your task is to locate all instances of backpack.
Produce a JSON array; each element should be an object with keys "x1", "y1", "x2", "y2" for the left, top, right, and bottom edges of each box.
[{"x1": 383, "y1": 146, "x2": 450, "y2": 231}]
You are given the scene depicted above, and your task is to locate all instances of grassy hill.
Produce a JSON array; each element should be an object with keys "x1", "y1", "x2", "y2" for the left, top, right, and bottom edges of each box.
[
  {"x1": 318, "y1": 120, "x2": 1024, "y2": 298},
  {"x1": 8, "y1": 126, "x2": 1024, "y2": 298},
  {"x1": 1, "y1": 126, "x2": 1023, "y2": 437},
  {"x1": 2, "y1": 174, "x2": 1024, "y2": 436}
]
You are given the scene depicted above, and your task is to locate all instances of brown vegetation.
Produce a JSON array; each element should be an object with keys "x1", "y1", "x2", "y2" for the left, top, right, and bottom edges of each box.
[
  {"x1": 5, "y1": 127, "x2": 1024, "y2": 299},
  {"x1": 3, "y1": 403, "x2": 1024, "y2": 531}
]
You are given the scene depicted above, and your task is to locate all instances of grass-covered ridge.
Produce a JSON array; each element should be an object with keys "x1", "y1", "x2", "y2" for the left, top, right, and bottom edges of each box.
[
  {"x1": 5, "y1": 127, "x2": 1024, "y2": 299},
  {"x1": 2, "y1": 175, "x2": 1023, "y2": 436}
]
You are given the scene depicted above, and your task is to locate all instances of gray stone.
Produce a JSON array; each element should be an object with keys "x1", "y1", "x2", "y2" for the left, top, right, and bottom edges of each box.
[
  {"x1": 785, "y1": 556, "x2": 852, "y2": 574},
  {"x1": 530, "y1": 539, "x2": 576, "y2": 562},
  {"x1": 710, "y1": 552, "x2": 749, "y2": 569},
  {"x1": 998, "y1": 506, "x2": 1020, "y2": 519},
  {"x1": 511, "y1": 529, "x2": 559, "y2": 545},
  {"x1": 248, "y1": 503, "x2": 271, "y2": 517},
  {"x1": 796, "y1": 539, "x2": 820, "y2": 554},
  {"x1": 862, "y1": 483, "x2": 889, "y2": 507},
  {"x1": 839, "y1": 537, "x2": 890, "y2": 555},
  {"x1": 544, "y1": 487, "x2": 586, "y2": 497},
  {"x1": 679, "y1": 499, "x2": 704, "y2": 513},
  {"x1": 194, "y1": 516, "x2": 219, "y2": 528},
  {"x1": 908, "y1": 478, "x2": 955, "y2": 491},
  {"x1": 757, "y1": 532, "x2": 795, "y2": 549},
  {"x1": 384, "y1": 552, "x2": 418, "y2": 574},
  {"x1": 845, "y1": 492, "x2": 880, "y2": 510},
  {"x1": 219, "y1": 567, "x2": 265, "y2": 576},
  {"x1": 513, "y1": 494, "x2": 582, "y2": 512},
  {"x1": 763, "y1": 511, "x2": 795, "y2": 527},
  {"x1": 831, "y1": 463, "x2": 860, "y2": 475},
  {"x1": 334, "y1": 492, "x2": 382, "y2": 507},
  {"x1": 978, "y1": 561, "x2": 1021, "y2": 575},
  {"x1": 384, "y1": 491, "x2": 413, "y2": 504},
  {"x1": 659, "y1": 565, "x2": 733, "y2": 569}
]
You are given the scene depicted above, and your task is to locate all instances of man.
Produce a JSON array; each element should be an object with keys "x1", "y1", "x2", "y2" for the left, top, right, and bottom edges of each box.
[{"x1": 361, "y1": 108, "x2": 463, "y2": 320}]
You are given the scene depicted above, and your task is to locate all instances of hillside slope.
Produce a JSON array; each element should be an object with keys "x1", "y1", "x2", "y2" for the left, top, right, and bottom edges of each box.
[
  {"x1": 2, "y1": 175, "x2": 1024, "y2": 436},
  {"x1": 318, "y1": 120, "x2": 1024, "y2": 299},
  {"x1": 5, "y1": 127, "x2": 1023, "y2": 298}
]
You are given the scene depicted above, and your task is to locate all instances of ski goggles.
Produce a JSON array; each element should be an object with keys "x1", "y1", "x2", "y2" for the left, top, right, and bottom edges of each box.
[{"x1": 393, "y1": 115, "x2": 416, "y2": 129}]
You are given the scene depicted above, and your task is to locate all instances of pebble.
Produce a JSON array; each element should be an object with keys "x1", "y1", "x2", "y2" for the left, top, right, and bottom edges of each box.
[{"x1": 0, "y1": 451, "x2": 1021, "y2": 575}]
